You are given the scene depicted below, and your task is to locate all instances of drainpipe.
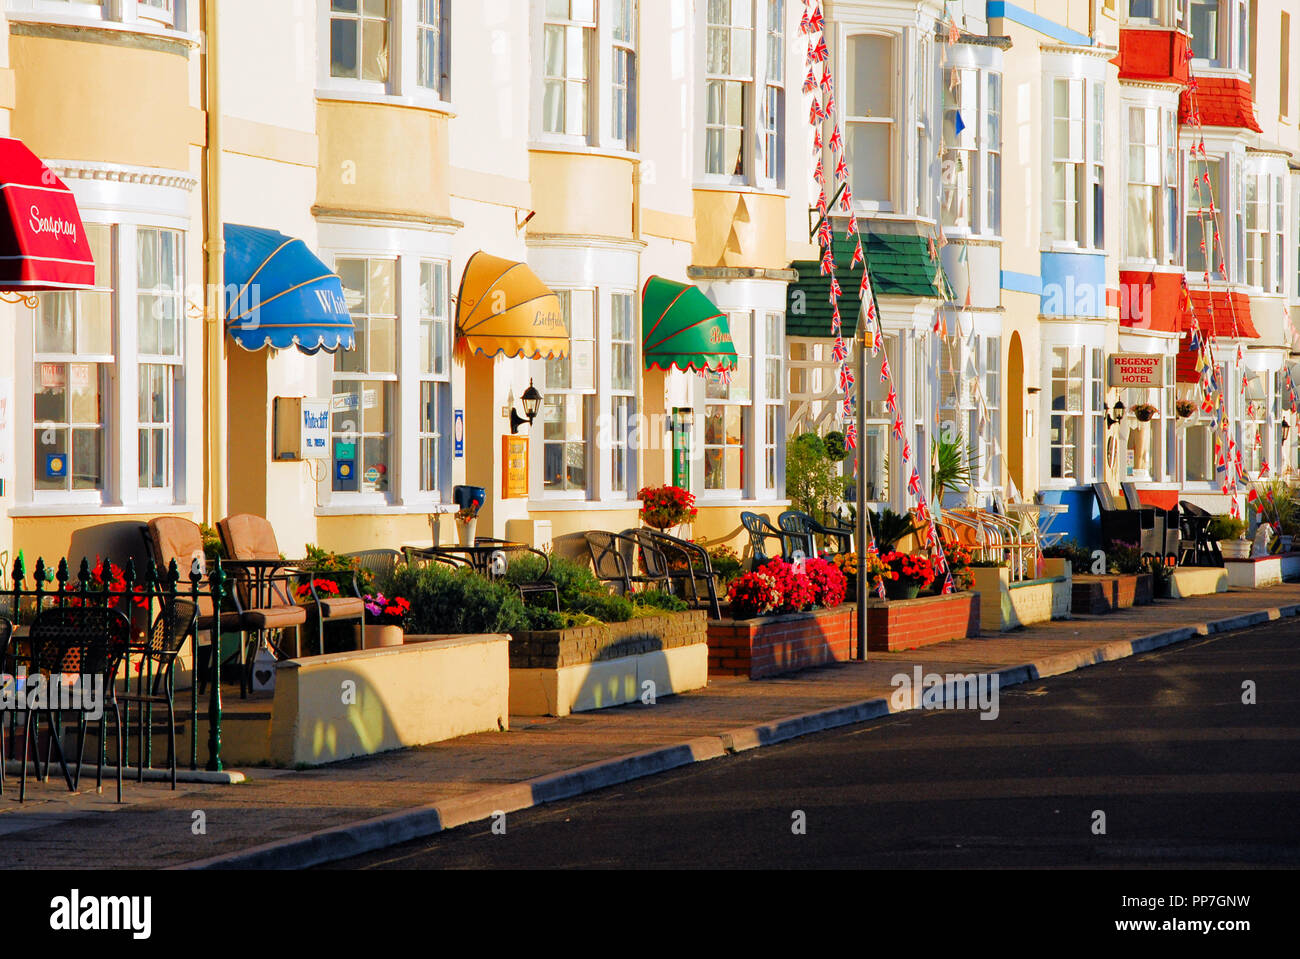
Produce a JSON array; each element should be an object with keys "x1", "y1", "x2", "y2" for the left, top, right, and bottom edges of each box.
[{"x1": 202, "y1": 0, "x2": 227, "y2": 525}]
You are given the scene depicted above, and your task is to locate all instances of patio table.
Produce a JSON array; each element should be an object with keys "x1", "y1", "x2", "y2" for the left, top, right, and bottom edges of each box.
[{"x1": 408, "y1": 543, "x2": 525, "y2": 576}]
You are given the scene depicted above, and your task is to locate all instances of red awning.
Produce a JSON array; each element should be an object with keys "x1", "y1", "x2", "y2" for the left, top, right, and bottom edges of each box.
[
  {"x1": 1176, "y1": 289, "x2": 1256, "y2": 382},
  {"x1": 0, "y1": 137, "x2": 95, "y2": 291}
]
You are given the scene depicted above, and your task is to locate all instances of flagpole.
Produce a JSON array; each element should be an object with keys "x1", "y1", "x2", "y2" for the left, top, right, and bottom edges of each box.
[{"x1": 856, "y1": 308, "x2": 868, "y2": 660}]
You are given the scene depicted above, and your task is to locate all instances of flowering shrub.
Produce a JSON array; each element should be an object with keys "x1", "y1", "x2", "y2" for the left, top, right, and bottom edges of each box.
[
  {"x1": 66, "y1": 558, "x2": 149, "y2": 610},
  {"x1": 296, "y1": 578, "x2": 341, "y2": 603},
  {"x1": 758, "y1": 559, "x2": 815, "y2": 613},
  {"x1": 363, "y1": 593, "x2": 411, "y2": 627},
  {"x1": 638, "y1": 485, "x2": 698, "y2": 529},
  {"x1": 881, "y1": 551, "x2": 936, "y2": 590},
  {"x1": 803, "y1": 557, "x2": 848, "y2": 607},
  {"x1": 832, "y1": 552, "x2": 896, "y2": 593},
  {"x1": 941, "y1": 543, "x2": 975, "y2": 592},
  {"x1": 726, "y1": 570, "x2": 783, "y2": 619}
]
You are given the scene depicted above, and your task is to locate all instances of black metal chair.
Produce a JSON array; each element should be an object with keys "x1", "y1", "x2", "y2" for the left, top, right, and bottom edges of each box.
[
  {"x1": 584, "y1": 531, "x2": 670, "y2": 596},
  {"x1": 639, "y1": 529, "x2": 723, "y2": 619},
  {"x1": 777, "y1": 509, "x2": 855, "y2": 558},
  {"x1": 740, "y1": 512, "x2": 797, "y2": 568},
  {"x1": 1178, "y1": 502, "x2": 1223, "y2": 567},
  {"x1": 21, "y1": 606, "x2": 131, "y2": 803},
  {"x1": 0, "y1": 616, "x2": 12, "y2": 796},
  {"x1": 117, "y1": 599, "x2": 197, "y2": 791},
  {"x1": 475, "y1": 539, "x2": 561, "y2": 612}
]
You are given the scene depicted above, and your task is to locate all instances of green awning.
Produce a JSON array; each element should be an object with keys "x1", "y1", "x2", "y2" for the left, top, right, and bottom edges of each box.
[
  {"x1": 787, "y1": 231, "x2": 949, "y2": 338},
  {"x1": 641, "y1": 276, "x2": 738, "y2": 374}
]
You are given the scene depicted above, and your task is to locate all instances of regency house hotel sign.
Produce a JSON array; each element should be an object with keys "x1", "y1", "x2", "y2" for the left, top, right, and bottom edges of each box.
[{"x1": 1108, "y1": 354, "x2": 1163, "y2": 389}]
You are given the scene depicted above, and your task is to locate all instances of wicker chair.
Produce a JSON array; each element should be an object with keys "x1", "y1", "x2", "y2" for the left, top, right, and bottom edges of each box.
[
  {"x1": 584, "y1": 531, "x2": 670, "y2": 596},
  {"x1": 639, "y1": 529, "x2": 723, "y2": 619},
  {"x1": 20, "y1": 606, "x2": 131, "y2": 803}
]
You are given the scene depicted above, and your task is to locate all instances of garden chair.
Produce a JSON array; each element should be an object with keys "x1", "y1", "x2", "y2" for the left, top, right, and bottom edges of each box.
[
  {"x1": 145, "y1": 518, "x2": 249, "y2": 696},
  {"x1": 1092, "y1": 483, "x2": 1163, "y2": 562},
  {"x1": 584, "y1": 531, "x2": 670, "y2": 596},
  {"x1": 474, "y1": 538, "x2": 561, "y2": 612},
  {"x1": 640, "y1": 529, "x2": 723, "y2": 619},
  {"x1": 20, "y1": 606, "x2": 131, "y2": 804},
  {"x1": 215, "y1": 515, "x2": 313, "y2": 692},
  {"x1": 342, "y1": 549, "x2": 406, "y2": 589},
  {"x1": 1177, "y1": 502, "x2": 1222, "y2": 567},
  {"x1": 1121, "y1": 483, "x2": 1179, "y2": 565},
  {"x1": 116, "y1": 599, "x2": 197, "y2": 791},
  {"x1": 777, "y1": 509, "x2": 854, "y2": 557},
  {"x1": 740, "y1": 512, "x2": 798, "y2": 569}
]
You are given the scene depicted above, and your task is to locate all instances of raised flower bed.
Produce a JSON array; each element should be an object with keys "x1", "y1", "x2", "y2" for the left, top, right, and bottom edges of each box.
[
  {"x1": 865, "y1": 591, "x2": 980, "y2": 651},
  {"x1": 970, "y1": 559, "x2": 1072, "y2": 632},
  {"x1": 1071, "y1": 573, "x2": 1154, "y2": 614},
  {"x1": 509, "y1": 611, "x2": 709, "y2": 716}
]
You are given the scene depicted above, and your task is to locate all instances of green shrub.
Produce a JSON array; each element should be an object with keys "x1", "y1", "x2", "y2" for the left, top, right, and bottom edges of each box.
[
  {"x1": 634, "y1": 588, "x2": 689, "y2": 612},
  {"x1": 786, "y1": 432, "x2": 843, "y2": 525},
  {"x1": 1043, "y1": 538, "x2": 1093, "y2": 575},
  {"x1": 1207, "y1": 515, "x2": 1247, "y2": 542},
  {"x1": 1106, "y1": 540, "x2": 1144, "y2": 575},
  {"x1": 388, "y1": 562, "x2": 530, "y2": 635},
  {"x1": 523, "y1": 606, "x2": 569, "y2": 631},
  {"x1": 502, "y1": 553, "x2": 603, "y2": 607},
  {"x1": 572, "y1": 592, "x2": 634, "y2": 623}
]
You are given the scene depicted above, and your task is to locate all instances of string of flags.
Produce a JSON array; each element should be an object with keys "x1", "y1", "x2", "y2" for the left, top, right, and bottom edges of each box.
[{"x1": 801, "y1": 0, "x2": 955, "y2": 596}]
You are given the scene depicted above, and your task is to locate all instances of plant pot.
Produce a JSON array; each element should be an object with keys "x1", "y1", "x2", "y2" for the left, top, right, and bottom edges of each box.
[
  {"x1": 1219, "y1": 538, "x2": 1252, "y2": 560},
  {"x1": 459, "y1": 517, "x2": 478, "y2": 546},
  {"x1": 364, "y1": 624, "x2": 404, "y2": 649},
  {"x1": 885, "y1": 581, "x2": 921, "y2": 601}
]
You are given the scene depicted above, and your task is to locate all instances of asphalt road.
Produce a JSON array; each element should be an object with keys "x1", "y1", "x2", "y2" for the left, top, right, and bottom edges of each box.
[{"x1": 327, "y1": 622, "x2": 1300, "y2": 869}]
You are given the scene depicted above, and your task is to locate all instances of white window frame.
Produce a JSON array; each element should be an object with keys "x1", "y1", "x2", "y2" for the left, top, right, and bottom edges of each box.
[
  {"x1": 610, "y1": 0, "x2": 637, "y2": 150},
  {"x1": 417, "y1": 258, "x2": 452, "y2": 497},
  {"x1": 540, "y1": 0, "x2": 596, "y2": 142},
  {"x1": 1042, "y1": 342, "x2": 1106, "y2": 486},
  {"x1": 843, "y1": 31, "x2": 898, "y2": 212},
  {"x1": 135, "y1": 225, "x2": 184, "y2": 502},
  {"x1": 1124, "y1": 100, "x2": 1180, "y2": 266},
  {"x1": 1188, "y1": 0, "x2": 1249, "y2": 71},
  {"x1": 608, "y1": 290, "x2": 638, "y2": 498},
  {"x1": 1185, "y1": 150, "x2": 1227, "y2": 281},
  {"x1": 1124, "y1": 0, "x2": 1186, "y2": 27},
  {"x1": 701, "y1": 310, "x2": 752, "y2": 497},
  {"x1": 7, "y1": 0, "x2": 192, "y2": 33},
  {"x1": 317, "y1": 0, "x2": 453, "y2": 109},
  {"x1": 1045, "y1": 73, "x2": 1105, "y2": 251},
  {"x1": 537, "y1": 288, "x2": 597, "y2": 499},
  {"x1": 762, "y1": 310, "x2": 783, "y2": 494}
]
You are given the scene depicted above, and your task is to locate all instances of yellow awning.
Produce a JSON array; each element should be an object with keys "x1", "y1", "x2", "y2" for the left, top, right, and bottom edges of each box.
[{"x1": 454, "y1": 252, "x2": 567, "y2": 360}]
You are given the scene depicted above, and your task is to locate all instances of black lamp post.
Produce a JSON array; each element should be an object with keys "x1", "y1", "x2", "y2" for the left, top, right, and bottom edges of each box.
[{"x1": 510, "y1": 380, "x2": 543, "y2": 434}]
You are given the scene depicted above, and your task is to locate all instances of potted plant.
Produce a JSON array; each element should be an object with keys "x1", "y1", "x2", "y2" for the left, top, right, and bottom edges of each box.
[
  {"x1": 880, "y1": 551, "x2": 935, "y2": 600},
  {"x1": 638, "y1": 485, "x2": 698, "y2": 531},
  {"x1": 1131, "y1": 403, "x2": 1158, "y2": 423},
  {"x1": 1176, "y1": 399, "x2": 1196, "y2": 419},
  {"x1": 363, "y1": 592, "x2": 411, "y2": 648},
  {"x1": 1208, "y1": 515, "x2": 1250, "y2": 559},
  {"x1": 456, "y1": 502, "x2": 481, "y2": 546}
]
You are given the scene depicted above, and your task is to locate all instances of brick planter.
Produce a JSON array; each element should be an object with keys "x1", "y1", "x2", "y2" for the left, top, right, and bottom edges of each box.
[
  {"x1": 865, "y1": 591, "x2": 980, "y2": 651},
  {"x1": 509, "y1": 611, "x2": 708, "y2": 716},
  {"x1": 708, "y1": 605, "x2": 857, "y2": 679},
  {"x1": 1070, "y1": 573, "x2": 1154, "y2": 614}
]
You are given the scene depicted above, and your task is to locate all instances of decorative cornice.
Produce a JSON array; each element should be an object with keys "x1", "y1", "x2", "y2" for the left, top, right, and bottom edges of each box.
[
  {"x1": 7, "y1": 17, "x2": 197, "y2": 56},
  {"x1": 1039, "y1": 41, "x2": 1119, "y2": 59},
  {"x1": 527, "y1": 232, "x2": 646, "y2": 252},
  {"x1": 47, "y1": 160, "x2": 198, "y2": 192},
  {"x1": 1119, "y1": 78, "x2": 1185, "y2": 93},
  {"x1": 935, "y1": 29, "x2": 1013, "y2": 50}
]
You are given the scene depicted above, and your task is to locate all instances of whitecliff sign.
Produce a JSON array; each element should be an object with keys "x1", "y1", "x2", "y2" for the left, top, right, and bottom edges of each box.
[{"x1": 1108, "y1": 354, "x2": 1162, "y2": 388}]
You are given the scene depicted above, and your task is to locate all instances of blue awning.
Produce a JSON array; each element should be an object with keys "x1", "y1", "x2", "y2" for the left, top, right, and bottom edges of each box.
[{"x1": 223, "y1": 224, "x2": 355, "y2": 354}]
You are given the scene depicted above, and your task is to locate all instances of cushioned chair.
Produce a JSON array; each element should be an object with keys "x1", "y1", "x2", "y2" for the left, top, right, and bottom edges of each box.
[
  {"x1": 1121, "y1": 482, "x2": 1179, "y2": 564},
  {"x1": 145, "y1": 517, "x2": 248, "y2": 696},
  {"x1": 215, "y1": 515, "x2": 316, "y2": 694},
  {"x1": 1092, "y1": 483, "x2": 1163, "y2": 561}
]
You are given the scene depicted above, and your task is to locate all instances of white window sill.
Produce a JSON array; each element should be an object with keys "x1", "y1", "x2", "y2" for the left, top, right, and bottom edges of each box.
[
  {"x1": 695, "y1": 497, "x2": 791, "y2": 509},
  {"x1": 692, "y1": 182, "x2": 791, "y2": 199},
  {"x1": 315, "y1": 503, "x2": 455, "y2": 517},
  {"x1": 315, "y1": 87, "x2": 457, "y2": 118},
  {"x1": 526, "y1": 499, "x2": 641, "y2": 512},
  {"x1": 7, "y1": 12, "x2": 198, "y2": 47},
  {"x1": 8, "y1": 503, "x2": 200, "y2": 518},
  {"x1": 528, "y1": 141, "x2": 641, "y2": 163}
]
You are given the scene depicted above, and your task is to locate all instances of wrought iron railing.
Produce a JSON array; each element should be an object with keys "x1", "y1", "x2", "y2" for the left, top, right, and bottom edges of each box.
[{"x1": 3, "y1": 555, "x2": 229, "y2": 773}]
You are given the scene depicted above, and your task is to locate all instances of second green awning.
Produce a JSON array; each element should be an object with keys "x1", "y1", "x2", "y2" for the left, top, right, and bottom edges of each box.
[{"x1": 641, "y1": 276, "x2": 738, "y2": 374}]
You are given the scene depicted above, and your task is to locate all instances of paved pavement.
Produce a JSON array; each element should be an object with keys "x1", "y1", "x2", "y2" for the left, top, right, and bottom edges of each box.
[
  {"x1": 327, "y1": 620, "x2": 1300, "y2": 869},
  {"x1": 3, "y1": 582, "x2": 1300, "y2": 869}
]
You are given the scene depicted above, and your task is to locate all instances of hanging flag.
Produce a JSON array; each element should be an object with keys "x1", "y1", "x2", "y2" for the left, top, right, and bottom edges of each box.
[
  {"x1": 908, "y1": 469, "x2": 921, "y2": 497},
  {"x1": 953, "y1": 112, "x2": 966, "y2": 137},
  {"x1": 893, "y1": 416, "x2": 905, "y2": 440},
  {"x1": 803, "y1": 69, "x2": 818, "y2": 93}
]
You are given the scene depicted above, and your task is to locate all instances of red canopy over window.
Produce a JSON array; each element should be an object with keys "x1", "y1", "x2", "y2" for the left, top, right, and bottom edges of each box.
[{"x1": 0, "y1": 137, "x2": 95, "y2": 291}]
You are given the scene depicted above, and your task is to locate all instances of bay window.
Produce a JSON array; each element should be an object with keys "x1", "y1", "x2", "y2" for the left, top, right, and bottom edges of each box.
[
  {"x1": 705, "y1": 0, "x2": 753, "y2": 178},
  {"x1": 1243, "y1": 370, "x2": 1268, "y2": 474},
  {"x1": 1048, "y1": 76, "x2": 1104, "y2": 248},
  {"x1": 418, "y1": 260, "x2": 451, "y2": 494},
  {"x1": 1186, "y1": 155, "x2": 1224, "y2": 280},
  {"x1": 610, "y1": 292, "x2": 637, "y2": 495},
  {"x1": 612, "y1": 0, "x2": 637, "y2": 148},
  {"x1": 543, "y1": 0, "x2": 595, "y2": 137},
  {"x1": 1048, "y1": 345, "x2": 1103, "y2": 482},
  {"x1": 136, "y1": 228, "x2": 183, "y2": 494},
  {"x1": 704, "y1": 312, "x2": 751, "y2": 493},
  {"x1": 543, "y1": 290, "x2": 595, "y2": 494},
  {"x1": 9, "y1": 0, "x2": 190, "y2": 30},
  {"x1": 323, "y1": 0, "x2": 452, "y2": 100},
  {"x1": 1189, "y1": 0, "x2": 1250, "y2": 71},
  {"x1": 763, "y1": 312, "x2": 783, "y2": 492},
  {"x1": 942, "y1": 69, "x2": 1001, "y2": 234},
  {"x1": 1126, "y1": 0, "x2": 1185, "y2": 25},
  {"x1": 333, "y1": 257, "x2": 397, "y2": 495},
  {"x1": 1126, "y1": 105, "x2": 1180, "y2": 264},
  {"x1": 762, "y1": 0, "x2": 784, "y2": 185},
  {"x1": 846, "y1": 34, "x2": 894, "y2": 208},
  {"x1": 34, "y1": 224, "x2": 112, "y2": 495}
]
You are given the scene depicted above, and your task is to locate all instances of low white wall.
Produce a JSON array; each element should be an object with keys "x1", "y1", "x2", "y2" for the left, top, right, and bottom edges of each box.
[{"x1": 510, "y1": 643, "x2": 709, "y2": 717}]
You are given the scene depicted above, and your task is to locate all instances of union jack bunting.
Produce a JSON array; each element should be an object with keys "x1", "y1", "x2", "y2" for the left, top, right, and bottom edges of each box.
[
  {"x1": 839, "y1": 365, "x2": 855, "y2": 392},
  {"x1": 902, "y1": 440, "x2": 911, "y2": 462},
  {"x1": 908, "y1": 470, "x2": 921, "y2": 497},
  {"x1": 810, "y1": 37, "x2": 828, "y2": 62},
  {"x1": 803, "y1": 69, "x2": 818, "y2": 93},
  {"x1": 844, "y1": 420, "x2": 858, "y2": 449},
  {"x1": 893, "y1": 416, "x2": 905, "y2": 440},
  {"x1": 807, "y1": 4, "x2": 825, "y2": 34},
  {"x1": 832, "y1": 336, "x2": 848, "y2": 363},
  {"x1": 880, "y1": 355, "x2": 890, "y2": 381},
  {"x1": 828, "y1": 125, "x2": 843, "y2": 154},
  {"x1": 941, "y1": 573, "x2": 955, "y2": 596},
  {"x1": 850, "y1": 242, "x2": 864, "y2": 268}
]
